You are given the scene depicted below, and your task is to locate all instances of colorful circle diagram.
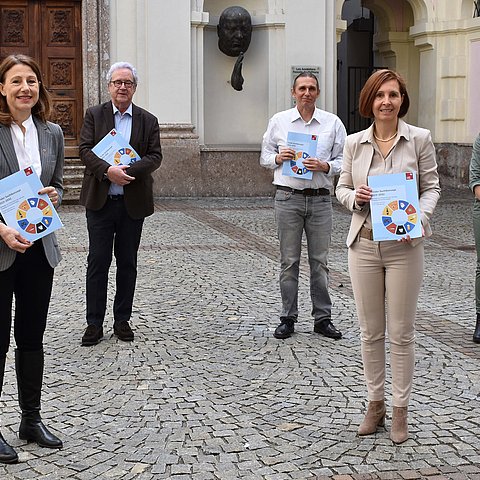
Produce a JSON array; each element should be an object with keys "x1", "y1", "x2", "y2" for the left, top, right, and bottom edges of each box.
[
  {"x1": 381, "y1": 199, "x2": 418, "y2": 235},
  {"x1": 16, "y1": 197, "x2": 53, "y2": 235},
  {"x1": 113, "y1": 147, "x2": 138, "y2": 165},
  {"x1": 289, "y1": 151, "x2": 310, "y2": 176}
]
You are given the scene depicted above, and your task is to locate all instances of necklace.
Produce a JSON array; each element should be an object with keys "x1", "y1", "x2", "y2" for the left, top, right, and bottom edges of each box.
[{"x1": 373, "y1": 130, "x2": 397, "y2": 142}]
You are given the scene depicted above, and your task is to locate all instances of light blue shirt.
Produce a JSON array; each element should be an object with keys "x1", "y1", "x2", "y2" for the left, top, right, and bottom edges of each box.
[{"x1": 109, "y1": 103, "x2": 133, "y2": 195}]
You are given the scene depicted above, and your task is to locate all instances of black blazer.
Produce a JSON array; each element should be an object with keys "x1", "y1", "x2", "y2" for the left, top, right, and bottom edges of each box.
[{"x1": 79, "y1": 101, "x2": 162, "y2": 219}]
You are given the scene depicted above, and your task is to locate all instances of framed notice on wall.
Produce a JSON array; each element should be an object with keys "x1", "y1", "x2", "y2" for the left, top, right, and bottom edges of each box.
[{"x1": 291, "y1": 66, "x2": 320, "y2": 107}]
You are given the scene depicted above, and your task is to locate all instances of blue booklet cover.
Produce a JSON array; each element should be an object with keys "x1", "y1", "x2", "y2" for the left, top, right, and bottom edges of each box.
[
  {"x1": 282, "y1": 132, "x2": 317, "y2": 180},
  {"x1": 0, "y1": 167, "x2": 63, "y2": 241},
  {"x1": 368, "y1": 172, "x2": 421, "y2": 241},
  {"x1": 92, "y1": 128, "x2": 139, "y2": 166}
]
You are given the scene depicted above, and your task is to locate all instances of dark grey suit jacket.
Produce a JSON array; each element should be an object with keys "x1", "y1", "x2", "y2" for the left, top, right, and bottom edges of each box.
[
  {"x1": 79, "y1": 101, "x2": 162, "y2": 219},
  {"x1": 0, "y1": 118, "x2": 64, "y2": 271}
]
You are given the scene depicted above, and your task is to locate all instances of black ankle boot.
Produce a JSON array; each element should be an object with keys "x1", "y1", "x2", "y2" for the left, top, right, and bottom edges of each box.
[
  {"x1": 0, "y1": 432, "x2": 18, "y2": 464},
  {"x1": 0, "y1": 357, "x2": 18, "y2": 464},
  {"x1": 15, "y1": 349, "x2": 62, "y2": 449},
  {"x1": 474, "y1": 314, "x2": 480, "y2": 344}
]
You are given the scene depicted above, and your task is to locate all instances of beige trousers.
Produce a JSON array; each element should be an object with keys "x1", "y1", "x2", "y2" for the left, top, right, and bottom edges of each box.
[{"x1": 348, "y1": 236, "x2": 424, "y2": 407}]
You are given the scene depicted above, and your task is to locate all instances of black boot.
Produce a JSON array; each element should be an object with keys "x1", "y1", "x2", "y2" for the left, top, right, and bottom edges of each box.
[
  {"x1": 15, "y1": 349, "x2": 62, "y2": 449},
  {"x1": 474, "y1": 314, "x2": 480, "y2": 344},
  {"x1": 0, "y1": 357, "x2": 18, "y2": 464}
]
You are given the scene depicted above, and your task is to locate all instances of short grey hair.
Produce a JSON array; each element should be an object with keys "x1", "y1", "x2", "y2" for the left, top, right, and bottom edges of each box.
[{"x1": 107, "y1": 61, "x2": 138, "y2": 85}]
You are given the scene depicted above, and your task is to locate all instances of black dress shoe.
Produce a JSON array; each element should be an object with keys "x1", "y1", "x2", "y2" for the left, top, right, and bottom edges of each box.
[
  {"x1": 314, "y1": 319, "x2": 342, "y2": 339},
  {"x1": 474, "y1": 314, "x2": 480, "y2": 343},
  {"x1": 114, "y1": 321, "x2": 134, "y2": 341},
  {"x1": 81, "y1": 325, "x2": 103, "y2": 346},
  {"x1": 0, "y1": 432, "x2": 18, "y2": 464},
  {"x1": 473, "y1": 322, "x2": 480, "y2": 343},
  {"x1": 274, "y1": 320, "x2": 295, "y2": 339}
]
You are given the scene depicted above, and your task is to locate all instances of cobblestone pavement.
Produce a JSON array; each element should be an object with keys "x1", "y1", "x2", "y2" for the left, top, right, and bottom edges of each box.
[{"x1": 0, "y1": 187, "x2": 479, "y2": 480}]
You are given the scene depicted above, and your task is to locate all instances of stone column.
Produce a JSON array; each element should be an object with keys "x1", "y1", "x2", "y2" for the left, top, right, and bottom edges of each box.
[{"x1": 82, "y1": 0, "x2": 110, "y2": 107}]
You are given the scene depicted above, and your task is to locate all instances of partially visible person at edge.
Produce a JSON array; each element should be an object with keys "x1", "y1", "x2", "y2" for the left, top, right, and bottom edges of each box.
[
  {"x1": 469, "y1": 133, "x2": 480, "y2": 343},
  {"x1": 0, "y1": 54, "x2": 64, "y2": 464},
  {"x1": 336, "y1": 69, "x2": 440, "y2": 444},
  {"x1": 260, "y1": 72, "x2": 346, "y2": 340},
  {"x1": 79, "y1": 61, "x2": 162, "y2": 347}
]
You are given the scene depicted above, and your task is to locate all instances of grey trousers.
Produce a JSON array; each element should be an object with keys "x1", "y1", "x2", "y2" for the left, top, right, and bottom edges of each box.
[{"x1": 274, "y1": 189, "x2": 333, "y2": 323}]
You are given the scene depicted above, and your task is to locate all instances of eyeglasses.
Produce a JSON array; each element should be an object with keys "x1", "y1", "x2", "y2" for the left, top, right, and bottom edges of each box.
[{"x1": 110, "y1": 80, "x2": 135, "y2": 88}]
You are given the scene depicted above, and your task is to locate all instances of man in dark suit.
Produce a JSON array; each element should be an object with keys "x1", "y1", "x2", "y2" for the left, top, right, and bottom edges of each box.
[{"x1": 79, "y1": 61, "x2": 162, "y2": 346}]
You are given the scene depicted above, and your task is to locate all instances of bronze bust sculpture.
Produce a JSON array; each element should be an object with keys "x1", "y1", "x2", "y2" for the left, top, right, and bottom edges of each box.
[{"x1": 217, "y1": 6, "x2": 252, "y2": 91}]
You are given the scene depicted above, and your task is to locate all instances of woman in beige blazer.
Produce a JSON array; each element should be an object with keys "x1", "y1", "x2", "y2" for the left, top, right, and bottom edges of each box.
[
  {"x1": 336, "y1": 70, "x2": 440, "y2": 444},
  {"x1": 0, "y1": 54, "x2": 64, "y2": 463}
]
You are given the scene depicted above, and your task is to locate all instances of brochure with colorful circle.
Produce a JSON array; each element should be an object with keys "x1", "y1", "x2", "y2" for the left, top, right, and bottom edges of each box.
[
  {"x1": 0, "y1": 167, "x2": 63, "y2": 241},
  {"x1": 368, "y1": 172, "x2": 421, "y2": 241},
  {"x1": 92, "y1": 128, "x2": 139, "y2": 166},
  {"x1": 281, "y1": 131, "x2": 317, "y2": 180}
]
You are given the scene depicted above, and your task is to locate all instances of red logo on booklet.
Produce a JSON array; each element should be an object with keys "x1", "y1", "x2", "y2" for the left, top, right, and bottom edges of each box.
[
  {"x1": 311, "y1": 135, "x2": 317, "y2": 141},
  {"x1": 24, "y1": 167, "x2": 33, "y2": 176},
  {"x1": 405, "y1": 172, "x2": 414, "y2": 180}
]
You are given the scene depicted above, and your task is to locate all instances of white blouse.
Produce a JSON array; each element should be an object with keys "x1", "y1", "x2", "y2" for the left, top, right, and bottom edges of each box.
[{"x1": 10, "y1": 115, "x2": 42, "y2": 178}]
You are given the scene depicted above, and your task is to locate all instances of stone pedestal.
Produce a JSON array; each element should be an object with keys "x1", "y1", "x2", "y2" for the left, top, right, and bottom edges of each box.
[
  {"x1": 200, "y1": 146, "x2": 274, "y2": 196},
  {"x1": 154, "y1": 124, "x2": 202, "y2": 196},
  {"x1": 436, "y1": 143, "x2": 471, "y2": 189},
  {"x1": 153, "y1": 124, "x2": 274, "y2": 196}
]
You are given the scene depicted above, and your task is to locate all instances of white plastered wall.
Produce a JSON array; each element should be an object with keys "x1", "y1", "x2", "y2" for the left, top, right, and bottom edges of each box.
[{"x1": 109, "y1": 0, "x2": 192, "y2": 124}]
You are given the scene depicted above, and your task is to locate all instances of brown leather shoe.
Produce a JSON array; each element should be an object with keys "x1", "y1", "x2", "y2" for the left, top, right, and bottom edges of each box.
[
  {"x1": 114, "y1": 321, "x2": 134, "y2": 341},
  {"x1": 358, "y1": 400, "x2": 386, "y2": 436},
  {"x1": 390, "y1": 406, "x2": 408, "y2": 444}
]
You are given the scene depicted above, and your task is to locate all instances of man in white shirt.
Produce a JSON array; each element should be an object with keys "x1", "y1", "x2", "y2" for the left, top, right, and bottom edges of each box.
[{"x1": 260, "y1": 72, "x2": 346, "y2": 339}]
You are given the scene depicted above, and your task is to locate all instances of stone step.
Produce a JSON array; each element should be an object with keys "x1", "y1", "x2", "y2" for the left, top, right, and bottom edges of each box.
[
  {"x1": 64, "y1": 164, "x2": 85, "y2": 178},
  {"x1": 63, "y1": 151, "x2": 83, "y2": 204},
  {"x1": 62, "y1": 183, "x2": 83, "y2": 205}
]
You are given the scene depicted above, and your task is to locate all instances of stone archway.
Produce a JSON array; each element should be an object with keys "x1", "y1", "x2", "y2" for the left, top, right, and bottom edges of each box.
[{"x1": 338, "y1": 0, "x2": 423, "y2": 129}]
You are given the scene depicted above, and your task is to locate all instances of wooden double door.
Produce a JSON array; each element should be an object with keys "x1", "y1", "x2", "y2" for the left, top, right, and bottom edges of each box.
[{"x1": 0, "y1": 0, "x2": 83, "y2": 148}]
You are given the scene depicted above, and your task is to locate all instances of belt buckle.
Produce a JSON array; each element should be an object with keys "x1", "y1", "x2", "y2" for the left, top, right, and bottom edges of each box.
[{"x1": 303, "y1": 188, "x2": 313, "y2": 196}]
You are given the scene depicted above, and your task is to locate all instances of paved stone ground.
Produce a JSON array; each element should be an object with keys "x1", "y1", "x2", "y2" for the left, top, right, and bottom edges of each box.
[{"x1": 0, "y1": 187, "x2": 479, "y2": 480}]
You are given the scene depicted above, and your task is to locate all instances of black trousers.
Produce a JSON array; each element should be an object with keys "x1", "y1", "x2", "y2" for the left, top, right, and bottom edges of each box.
[
  {"x1": 85, "y1": 197, "x2": 144, "y2": 327},
  {"x1": 0, "y1": 242, "x2": 54, "y2": 358}
]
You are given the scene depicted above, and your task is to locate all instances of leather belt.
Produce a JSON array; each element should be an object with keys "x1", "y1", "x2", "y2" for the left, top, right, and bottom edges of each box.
[
  {"x1": 276, "y1": 185, "x2": 330, "y2": 196},
  {"x1": 107, "y1": 195, "x2": 124, "y2": 201},
  {"x1": 358, "y1": 226, "x2": 374, "y2": 240}
]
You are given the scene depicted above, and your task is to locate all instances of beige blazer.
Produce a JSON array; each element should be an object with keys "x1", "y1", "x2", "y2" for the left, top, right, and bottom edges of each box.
[
  {"x1": 0, "y1": 118, "x2": 64, "y2": 271},
  {"x1": 336, "y1": 119, "x2": 440, "y2": 248}
]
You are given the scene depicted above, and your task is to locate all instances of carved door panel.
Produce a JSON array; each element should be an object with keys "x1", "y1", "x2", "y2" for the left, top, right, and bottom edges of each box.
[
  {"x1": 0, "y1": 1, "x2": 36, "y2": 59},
  {"x1": 0, "y1": 0, "x2": 83, "y2": 147}
]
